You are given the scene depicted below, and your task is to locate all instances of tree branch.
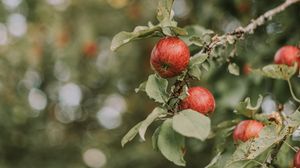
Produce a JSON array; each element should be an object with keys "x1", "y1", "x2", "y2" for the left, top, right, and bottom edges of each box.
[{"x1": 168, "y1": 0, "x2": 300, "y2": 112}]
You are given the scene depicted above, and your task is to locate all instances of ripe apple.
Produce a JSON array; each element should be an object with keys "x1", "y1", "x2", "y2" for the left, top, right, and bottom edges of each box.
[
  {"x1": 83, "y1": 41, "x2": 98, "y2": 58},
  {"x1": 179, "y1": 87, "x2": 215, "y2": 115},
  {"x1": 233, "y1": 120, "x2": 264, "y2": 142},
  {"x1": 150, "y1": 37, "x2": 190, "y2": 78},
  {"x1": 274, "y1": 45, "x2": 300, "y2": 67},
  {"x1": 294, "y1": 150, "x2": 300, "y2": 168}
]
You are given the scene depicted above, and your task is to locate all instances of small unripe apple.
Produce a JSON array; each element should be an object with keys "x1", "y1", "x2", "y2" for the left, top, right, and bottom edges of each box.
[
  {"x1": 274, "y1": 45, "x2": 300, "y2": 67},
  {"x1": 294, "y1": 150, "x2": 300, "y2": 168},
  {"x1": 233, "y1": 120, "x2": 264, "y2": 142},
  {"x1": 180, "y1": 87, "x2": 215, "y2": 115},
  {"x1": 150, "y1": 37, "x2": 190, "y2": 78}
]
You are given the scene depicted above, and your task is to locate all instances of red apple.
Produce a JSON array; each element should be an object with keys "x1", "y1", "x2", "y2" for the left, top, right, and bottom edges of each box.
[
  {"x1": 294, "y1": 150, "x2": 300, "y2": 168},
  {"x1": 180, "y1": 87, "x2": 215, "y2": 115},
  {"x1": 150, "y1": 37, "x2": 190, "y2": 78},
  {"x1": 83, "y1": 41, "x2": 98, "y2": 58},
  {"x1": 274, "y1": 45, "x2": 300, "y2": 67},
  {"x1": 233, "y1": 120, "x2": 264, "y2": 142}
]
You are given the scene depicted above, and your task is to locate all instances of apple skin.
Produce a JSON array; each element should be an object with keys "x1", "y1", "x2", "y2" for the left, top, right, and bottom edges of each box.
[
  {"x1": 274, "y1": 45, "x2": 300, "y2": 67},
  {"x1": 150, "y1": 37, "x2": 190, "y2": 78},
  {"x1": 233, "y1": 120, "x2": 264, "y2": 142},
  {"x1": 294, "y1": 150, "x2": 300, "y2": 168},
  {"x1": 179, "y1": 87, "x2": 215, "y2": 115}
]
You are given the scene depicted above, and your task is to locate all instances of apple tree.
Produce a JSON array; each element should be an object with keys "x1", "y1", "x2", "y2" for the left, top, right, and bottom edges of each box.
[{"x1": 111, "y1": 0, "x2": 300, "y2": 167}]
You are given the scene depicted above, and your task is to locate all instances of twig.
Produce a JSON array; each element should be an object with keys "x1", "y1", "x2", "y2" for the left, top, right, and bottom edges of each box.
[
  {"x1": 287, "y1": 79, "x2": 300, "y2": 103},
  {"x1": 169, "y1": 0, "x2": 300, "y2": 110},
  {"x1": 202, "y1": 0, "x2": 300, "y2": 55}
]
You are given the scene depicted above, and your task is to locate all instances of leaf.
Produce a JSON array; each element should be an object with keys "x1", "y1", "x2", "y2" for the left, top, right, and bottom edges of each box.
[
  {"x1": 178, "y1": 85, "x2": 189, "y2": 100},
  {"x1": 234, "y1": 95, "x2": 263, "y2": 118},
  {"x1": 135, "y1": 81, "x2": 147, "y2": 93},
  {"x1": 139, "y1": 107, "x2": 167, "y2": 141},
  {"x1": 205, "y1": 152, "x2": 222, "y2": 168},
  {"x1": 189, "y1": 53, "x2": 209, "y2": 67},
  {"x1": 152, "y1": 126, "x2": 161, "y2": 151},
  {"x1": 172, "y1": 109, "x2": 211, "y2": 141},
  {"x1": 156, "y1": 0, "x2": 175, "y2": 23},
  {"x1": 145, "y1": 74, "x2": 168, "y2": 103},
  {"x1": 121, "y1": 122, "x2": 143, "y2": 147},
  {"x1": 228, "y1": 63, "x2": 240, "y2": 76},
  {"x1": 158, "y1": 119, "x2": 186, "y2": 166},
  {"x1": 188, "y1": 65, "x2": 202, "y2": 80},
  {"x1": 225, "y1": 125, "x2": 287, "y2": 168},
  {"x1": 286, "y1": 109, "x2": 300, "y2": 127},
  {"x1": 253, "y1": 63, "x2": 297, "y2": 80},
  {"x1": 111, "y1": 26, "x2": 161, "y2": 51},
  {"x1": 169, "y1": 26, "x2": 188, "y2": 36}
]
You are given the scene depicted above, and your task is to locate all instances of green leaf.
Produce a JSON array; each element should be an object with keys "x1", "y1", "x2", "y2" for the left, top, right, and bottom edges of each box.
[
  {"x1": 253, "y1": 63, "x2": 297, "y2": 80},
  {"x1": 152, "y1": 126, "x2": 161, "y2": 151},
  {"x1": 121, "y1": 122, "x2": 143, "y2": 147},
  {"x1": 205, "y1": 152, "x2": 222, "y2": 168},
  {"x1": 172, "y1": 109, "x2": 211, "y2": 141},
  {"x1": 111, "y1": 26, "x2": 161, "y2": 51},
  {"x1": 188, "y1": 65, "x2": 202, "y2": 80},
  {"x1": 234, "y1": 95, "x2": 263, "y2": 118},
  {"x1": 145, "y1": 74, "x2": 168, "y2": 103},
  {"x1": 189, "y1": 53, "x2": 209, "y2": 67},
  {"x1": 286, "y1": 109, "x2": 300, "y2": 127},
  {"x1": 228, "y1": 63, "x2": 240, "y2": 76},
  {"x1": 139, "y1": 107, "x2": 167, "y2": 141},
  {"x1": 156, "y1": 0, "x2": 175, "y2": 23},
  {"x1": 135, "y1": 81, "x2": 147, "y2": 93},
  {"x1": 169, "y1": 26, "x2": 188, "y2": 36},
  {"x1": 158, "y1": 119, "x2": 186, "y2": 166},
  {"x1": 225, "y1": 125, "x2": 287, "y2": 168}
]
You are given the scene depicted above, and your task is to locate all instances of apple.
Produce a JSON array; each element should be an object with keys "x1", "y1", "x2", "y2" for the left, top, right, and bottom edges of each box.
[
  {"x1": 274, "y1": 45, "x2": 300, "y2": 67},
  {"x1": 83, "y1": 41, "x2": 98, "y2": 58},
  {"x1": 243, "y1": 64, "x2": 252, "y2": 75},
  {"x1": 150, "y1": 37, "x2": 190, "y2": 78},
  {"x1": 179, "y1": 87, "x2": 215, "y2": 115},
  {"x1": 233, "y1": 120, "x2": 264, "y2": 142},
  {"x1": 294, "y1": 150, "x2": 300, "y2": 168}
]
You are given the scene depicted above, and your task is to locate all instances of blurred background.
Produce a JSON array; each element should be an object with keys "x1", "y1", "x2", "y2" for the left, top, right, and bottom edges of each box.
[{"x1": 0, "y1": 0, "x2": 299, "y2": 167}]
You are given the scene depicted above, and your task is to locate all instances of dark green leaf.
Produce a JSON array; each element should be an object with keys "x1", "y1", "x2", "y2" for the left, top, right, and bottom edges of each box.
[
  {"x1": 121, "y1": 122, "x2": 143, "y2": 147},
  {"x1": 234, "y1": 95, "x2": 263, "y2": 118},
  {"x1": 158, "y1": 119, "x2": 186, "y2": 166},
  {"x1": 253, "y1": 64, "x2": 297, "y2": 80},
  {"x1": 228, "y1": 63, "x2": 240, "y2": 76},
  {"x1": 145, "y1": 74, "x2": 168, "y2": 103},
  {"x1": 139, "y1": 107, "x2": 167, "y2": 141},
  {"x1": 172, "y1": 109, "x2": 211, "y2": 141}
]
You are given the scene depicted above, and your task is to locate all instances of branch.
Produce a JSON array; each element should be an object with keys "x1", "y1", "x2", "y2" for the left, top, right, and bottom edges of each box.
[
  {"x1": 168, "y1": 0, "x2": 300, "y2": 111},
  {"x1": 203, "y1": 0, "x2": 300, "y2": 55}
]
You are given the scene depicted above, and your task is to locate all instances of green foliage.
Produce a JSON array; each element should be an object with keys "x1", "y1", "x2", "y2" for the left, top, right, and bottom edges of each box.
[
  {"x1": 157, "y1": 119, "x2": 186, "y2": 166},
  {"x1": 145, "y1": 74, "x2": 169, "y2": 103},
  {"x1": 172, "y1": 109, "x2": 211, "y2": 141},
  {"x1": 235, "y1": 95, "x2": 263, "y2": 118},
  {"x1": 254, "y1": 63, "x2": 298, "y2": 80},
  {"x1": 139, "y1": 107, "x2": 167, "y2": 141}
]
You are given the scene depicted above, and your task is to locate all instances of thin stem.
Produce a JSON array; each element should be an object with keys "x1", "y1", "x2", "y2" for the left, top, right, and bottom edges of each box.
[
  {"x1": 283, "y1": 140, "x2": 298, "y2": 152},
  {"x1": 287, "y1": 79, "x2": 300, "y2": 103}
]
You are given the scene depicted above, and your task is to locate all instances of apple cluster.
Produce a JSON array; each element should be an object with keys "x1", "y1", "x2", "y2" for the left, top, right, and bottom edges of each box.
[{"x1": 150, "y1": 37, "x2": 215, "y2": 115}]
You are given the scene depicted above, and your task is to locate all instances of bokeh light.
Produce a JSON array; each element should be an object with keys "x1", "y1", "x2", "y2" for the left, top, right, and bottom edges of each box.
[
  {"x1": 7, "y1": 13, "x2": 27, "y2": 37},
  {"x1": 28, "y1": 88, "x2": 47, "y2": 111},
  {"x1": 83, "y1": 148, "x2": 107, "y2": 168}
]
